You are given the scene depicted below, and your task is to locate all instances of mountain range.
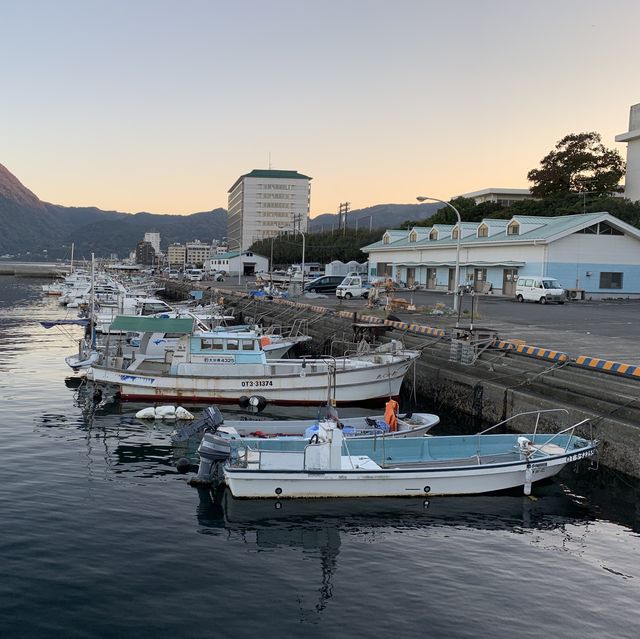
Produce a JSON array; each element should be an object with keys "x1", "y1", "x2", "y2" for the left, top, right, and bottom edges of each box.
[{"x1": 0, "y1": 163, "x2": 438, "y2": 260}]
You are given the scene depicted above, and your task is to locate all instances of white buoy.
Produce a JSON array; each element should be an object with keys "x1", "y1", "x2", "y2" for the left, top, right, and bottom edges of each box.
[
  {"x1": 155, "y1": 405, "x2": 177, "y2": 419},
  {"x1": 135, "y1": 407, "x2": 157, "y2": 419},
  {"x1": 175, "y1": 406, "x2": 194, "y2": 420}
]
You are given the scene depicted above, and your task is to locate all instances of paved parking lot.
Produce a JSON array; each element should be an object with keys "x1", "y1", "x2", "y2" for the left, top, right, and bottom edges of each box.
[{"x1": 213, "y1": 278, "x2": 640, "y2": 365}]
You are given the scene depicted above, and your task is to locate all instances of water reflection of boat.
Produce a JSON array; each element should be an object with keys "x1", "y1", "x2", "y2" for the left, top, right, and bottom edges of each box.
[
  {"x1": 194, "y1": 483, "x2": 594, "y2": 615},
  {"x1": 196, "y1": 484, "x2": 593, "y2": 533}
]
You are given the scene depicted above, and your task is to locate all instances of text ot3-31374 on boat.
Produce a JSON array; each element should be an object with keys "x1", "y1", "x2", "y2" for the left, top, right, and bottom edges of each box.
[{"x1": 194, "y1": 409, "x2": 598, "y2": 499}]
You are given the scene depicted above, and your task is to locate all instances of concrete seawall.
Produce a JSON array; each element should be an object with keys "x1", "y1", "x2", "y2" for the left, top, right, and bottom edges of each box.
[
  {"x1": 0, "y1": 263, "x2": 70, "y2": 277},
  {"x1": 162, "y1": 280, "x2": 640, "y2": 478}
]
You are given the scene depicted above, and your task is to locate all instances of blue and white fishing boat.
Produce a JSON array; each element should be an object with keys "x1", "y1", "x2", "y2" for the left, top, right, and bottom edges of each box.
[{"x1": 208, "y1": 410, "x2": 598, "y2": 498}]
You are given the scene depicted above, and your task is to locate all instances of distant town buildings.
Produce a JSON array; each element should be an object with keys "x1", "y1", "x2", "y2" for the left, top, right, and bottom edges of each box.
[
  {"x1": 616, "y1": 102, "x2": 640, "y2": 203},
  {"x1": 227, "y1": 169, "x2": 312, "y2": 251},
  {"x1": 455, "y1": 188, "x2": 534, "y2": 206}
]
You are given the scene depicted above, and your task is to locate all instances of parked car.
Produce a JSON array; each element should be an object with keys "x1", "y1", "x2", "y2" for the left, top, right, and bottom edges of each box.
[
  {"x1": 336, "y1": 275, "x2": 371, "y2": 299},
  {"x1": 184, "y1": 268, "x2": 204, "y2": 282},
  {"x1": 303, "y1": 275, "x2": 345, "y2": 294},
  {"x1": 168, "y1": 269, "x2": 180, "y2": 280},
  {"x1": 515, "y1": 277, "x2": 565, "y2": 304}
]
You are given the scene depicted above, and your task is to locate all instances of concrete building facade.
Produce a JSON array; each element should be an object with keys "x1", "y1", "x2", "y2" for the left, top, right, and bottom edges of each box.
[
  {"x1": 227, "y1": 169, "x2": 312, "y2": 251},
  {"x1": 362, "y1": 212, "x2": 640, "y2": 299},
  {"x1": 143, "y1": 232, "x2": 161, "y2": 255},
  {"x1": 185, "y1": 241, "x2": 211, "y2": 267},
  {"x1": 616, "y1": 102, "x2": 640, "y2": 203},
  {"x1": 167, "y1": 243, "x2": 186, "y2": 266},
  {"x1": 205, "y1": 251, "x2": 268, "y2": 277},
  {"x1": 456, "y1": 188, "x2": 534, "y2": 206}
]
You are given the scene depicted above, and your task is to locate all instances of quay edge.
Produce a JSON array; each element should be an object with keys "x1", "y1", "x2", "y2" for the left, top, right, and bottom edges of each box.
[{"x1": 160, "y1": 279, "x2": 640, "y2": 479}]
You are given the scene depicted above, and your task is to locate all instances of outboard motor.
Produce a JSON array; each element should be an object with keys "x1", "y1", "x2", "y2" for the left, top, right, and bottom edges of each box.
[
  {"x1": 171, "y1": 406, "x2": 224, "y2": 443},
  {"x1": 192, "y1": 425, "x2": 241, "y2": 485}
]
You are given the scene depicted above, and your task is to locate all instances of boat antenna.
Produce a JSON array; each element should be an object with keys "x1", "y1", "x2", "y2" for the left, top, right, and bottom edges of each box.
[{"x1": 90, "y1": 253, "x2": 96, "y2": 350}]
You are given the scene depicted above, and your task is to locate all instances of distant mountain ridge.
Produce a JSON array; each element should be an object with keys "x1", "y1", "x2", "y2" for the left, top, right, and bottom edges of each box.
[
  {"x1": 0, "y1": 162, "x2": 438, "y2": 260},
  {"x1": 0, "y1": 163, "x2": 227, "y2": 259},
  {"x1": 309, "y1": 203, "x2": 440, "y2": 232}
]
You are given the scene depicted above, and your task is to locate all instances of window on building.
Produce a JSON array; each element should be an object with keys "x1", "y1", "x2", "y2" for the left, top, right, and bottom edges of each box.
[
  {"x1": 478, "y1": 224, "x2": 488, "y2": 238},
  {"x1": 429, "y1": 229, "x2": 438, "y2": 240},
  {"x1": 599, "y1": 272, "x2": 623, "y2": 289},
  {"x1": 452, "y1": 227, "x2": 459, "y2": 240},
  {"x1": 598, "y1": 222, "x2": 623, "y2": 235},
  {"x1": 409, "y1": 231, "x2": 417, "y2": 242},
  {"x1": 383, "y1": 234, "x2": 390, "y2": 245},
  {"x1": 507, "y1": 221, "x2": 520, "y2": 235}
]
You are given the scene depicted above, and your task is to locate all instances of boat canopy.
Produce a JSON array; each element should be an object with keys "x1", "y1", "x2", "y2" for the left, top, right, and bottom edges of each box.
[{"x1": 109, "y1": 316, "x2": 195, "y2": 334}]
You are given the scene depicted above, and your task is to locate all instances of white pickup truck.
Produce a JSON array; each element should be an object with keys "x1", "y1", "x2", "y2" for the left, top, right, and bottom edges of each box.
[{"x1": 336, "y1": 275, "x2": 370, "y2": 299}]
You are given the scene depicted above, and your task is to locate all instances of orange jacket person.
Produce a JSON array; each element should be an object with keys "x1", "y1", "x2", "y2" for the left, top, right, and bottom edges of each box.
[{"x1": 384, "y1": 398, "x2": 399, "y2": 432}]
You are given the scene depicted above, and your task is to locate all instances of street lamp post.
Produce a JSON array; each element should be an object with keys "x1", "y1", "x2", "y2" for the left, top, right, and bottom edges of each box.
[
  {"x1": 299, "y1": 230, "x2": 306, "y2": 292},
  {"x1": 416, "y1": 195, "x2": 462, "y2": 312},
  {"x1": 223, "y1": 237, "x2": 242, "y2": 285}
]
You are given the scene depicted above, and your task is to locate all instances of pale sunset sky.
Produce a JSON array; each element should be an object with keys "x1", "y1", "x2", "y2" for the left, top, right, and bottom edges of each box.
[{"x1": 1, "y1": 0, "x2": 638, "y2": 217}]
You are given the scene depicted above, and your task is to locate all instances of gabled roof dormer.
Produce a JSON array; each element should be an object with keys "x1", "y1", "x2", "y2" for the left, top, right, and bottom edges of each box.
[
  {"x1": 452, "y1": 222, "x2": 478, "y2": 240},
  {"x1": 477, "y1": 219, "x2": 509, "y2": 238},
  {"x1": 408, "y1": 227, "x2": 431, "y2": 243},
  {"x1": 428, "y1": 224, "x2": 454, "y2": 241},
  {"x1": 506, "y1": 215, "x2": 547, "y2": 237},
  {"x1": 383, "y1": 232, "x2": 391, "y2": 244}
]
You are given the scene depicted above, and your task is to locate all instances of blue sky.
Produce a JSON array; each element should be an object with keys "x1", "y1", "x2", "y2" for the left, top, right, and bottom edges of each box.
[{"x1": 1, "y1": 0, "x2": 638, "y2": 215}]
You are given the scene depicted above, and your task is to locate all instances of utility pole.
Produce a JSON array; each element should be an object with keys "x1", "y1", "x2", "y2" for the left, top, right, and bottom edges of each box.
[{"x1": 339, "y1": 202, "x2": 350, "y2": 236}]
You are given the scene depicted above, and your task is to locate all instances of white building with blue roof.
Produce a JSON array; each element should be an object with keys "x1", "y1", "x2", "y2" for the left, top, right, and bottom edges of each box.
[{"x1": 362, "y1": 212, "x2": 640, "y2": 298}]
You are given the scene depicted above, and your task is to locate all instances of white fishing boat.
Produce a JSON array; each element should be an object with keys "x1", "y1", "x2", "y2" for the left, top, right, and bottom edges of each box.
[
  {"x1": 87, "y1": 320, "x2": 419, "y2": 405},
  {"x1": 64, "y1": 254, "x2": 100, "y2": 370},
  {"x1": 212, "y1": 410, "x2": 598, "y2": 499}
]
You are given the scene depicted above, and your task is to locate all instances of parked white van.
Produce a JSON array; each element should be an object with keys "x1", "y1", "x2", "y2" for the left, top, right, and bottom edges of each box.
[
  {"x1": 515, "y1": 277, "x2": 565, "y2": 304},
  {"x1": 184, "y1": 268, "x2": 204, "y2": 282}
]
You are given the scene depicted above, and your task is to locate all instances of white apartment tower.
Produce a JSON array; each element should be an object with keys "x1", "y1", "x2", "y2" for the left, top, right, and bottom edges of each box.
[{"x1": 227, "y1": 169, "x2": 312, "y2": 251}]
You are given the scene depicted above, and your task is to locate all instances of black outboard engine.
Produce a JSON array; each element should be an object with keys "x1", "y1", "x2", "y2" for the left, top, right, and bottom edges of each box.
[{"x1": 171, "y1": 406, "x2": 224, "y2": 443}]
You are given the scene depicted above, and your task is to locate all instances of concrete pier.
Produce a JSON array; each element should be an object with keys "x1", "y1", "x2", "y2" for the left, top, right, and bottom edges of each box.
[
  {"x1": 0, "y1": 262, "x2": 70, "y2": 278},
  {"x1": 161, "y1": 278, "x2": 640, "y2": 478}
]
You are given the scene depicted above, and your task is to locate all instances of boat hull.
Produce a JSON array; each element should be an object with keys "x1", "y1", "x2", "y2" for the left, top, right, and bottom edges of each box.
[
  {"x1": 88, "y1": 353, "x2": 417, "y2": 405},
  {"x1": 224, "y1": 456, "x2": 574, "y2": 499}
]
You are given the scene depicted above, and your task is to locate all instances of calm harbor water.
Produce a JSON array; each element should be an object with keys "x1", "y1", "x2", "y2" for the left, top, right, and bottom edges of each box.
[{"x1": 1, "y1": 275, "x2": 640, "y2": 638}]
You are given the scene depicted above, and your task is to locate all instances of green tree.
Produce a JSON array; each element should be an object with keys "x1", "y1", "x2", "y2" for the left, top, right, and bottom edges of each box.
[{"x1": 527, "y1": 132, "x2": 625, "y2": 197}]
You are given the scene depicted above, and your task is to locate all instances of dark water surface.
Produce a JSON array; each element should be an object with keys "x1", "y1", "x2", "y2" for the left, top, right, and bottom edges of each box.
[{"x1": 1, "y1": 276, "x2": 640, "y2": 638}]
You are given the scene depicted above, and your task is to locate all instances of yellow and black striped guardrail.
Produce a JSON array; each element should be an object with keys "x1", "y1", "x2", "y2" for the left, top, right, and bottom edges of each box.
[
  {"x1": 574, "y1": 356, "x2": 640, "y2": 378},
  {"x1": 492, "y1": 340, "x2": 569, "y2": 362}
]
